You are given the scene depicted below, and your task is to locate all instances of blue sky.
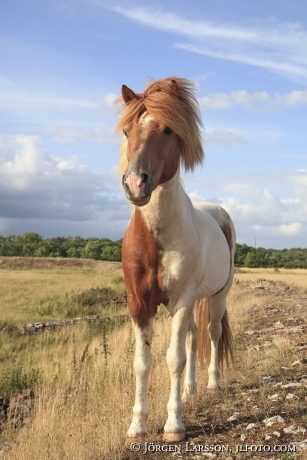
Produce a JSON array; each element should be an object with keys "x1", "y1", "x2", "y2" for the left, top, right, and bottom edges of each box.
[{"x1": 0, "y1": 0, "x2": 306, "y2": 249}]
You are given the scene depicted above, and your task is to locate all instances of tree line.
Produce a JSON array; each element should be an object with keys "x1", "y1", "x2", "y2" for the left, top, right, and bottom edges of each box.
[
  {"x1": 235, "y1": 243, "x2": 307, "y2": 269},
  {"x1": 0, "y1": 233, "x2": 306, "y2": 268},
  {"x1": 0, "y1": 232, "x2": 121, "y2": 262}
]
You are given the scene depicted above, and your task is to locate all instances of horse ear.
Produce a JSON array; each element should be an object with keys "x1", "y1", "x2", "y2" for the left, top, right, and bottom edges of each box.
[
  {"x1": 170, "y1": 79, "x2": 178, "y2": 96},
  {"x1": 122, "y1": 85, "x2": 137, "y2": 104}
]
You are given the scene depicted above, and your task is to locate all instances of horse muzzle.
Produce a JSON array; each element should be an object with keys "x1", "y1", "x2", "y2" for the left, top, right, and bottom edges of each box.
[{"x1": 122, "y1": 169, "x2": 154, "y2": 207}]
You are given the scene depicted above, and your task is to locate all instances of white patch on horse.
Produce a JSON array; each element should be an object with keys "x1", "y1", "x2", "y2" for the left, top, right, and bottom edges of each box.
[{"x1": 139, "y1": 113, "x2": 153, "y2": 125}]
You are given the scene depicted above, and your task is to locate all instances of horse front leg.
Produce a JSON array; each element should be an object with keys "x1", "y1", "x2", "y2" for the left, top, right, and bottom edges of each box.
[
  {"x1": 127, "y1": 319, "x2": 153, "y2": 439},
  {"x1": 163, "y1": 306, "x2": 192, "y2": 442}
]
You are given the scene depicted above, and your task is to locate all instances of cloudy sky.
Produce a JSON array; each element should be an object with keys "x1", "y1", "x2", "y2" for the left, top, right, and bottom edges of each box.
[{"x1": 1, "y1": 0, "x2": 306, "y2": 248}]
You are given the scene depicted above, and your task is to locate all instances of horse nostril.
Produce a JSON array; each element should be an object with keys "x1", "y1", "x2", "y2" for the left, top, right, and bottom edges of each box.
[{"x1": 141, "y1": 173, "x2": 149, "y2": 185}]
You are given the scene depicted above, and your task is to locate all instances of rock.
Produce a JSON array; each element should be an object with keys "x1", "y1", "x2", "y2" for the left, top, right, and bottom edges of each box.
[
  {"x1": 227, "y1": 413, "x2": 239, "y2": 422},
  {"x1": 285, "y1": 393, "x2": 298, "y2": 400},
  {"x1": 263, "y1": 415, "x2": 285, "y2": 427},
  {"x1": 272, "y1": 431, "x2": 281, "y2": 438},
  {"x1": 283, "y1": 425, "x2": 306, "y2": 435},
  {"x1": 281, "y1": 382, "x2": 301, "y2": 389},
  {"x1": 274, "y1": 321, "x2": 285, "y2": 328},
  {"x1": 297, "y1": 439, "x2": 307, "y2": 451},
  {"x1": 288, "y1": 326, "x2": 305, "y2": 334},
  {"x1": 246, "y1": 423, "x2": 257, "y2": 430},
  {"x1": 84, "y1": 315, "x2": 99, "y2": 321},
  {"x1": 268, "y1": 393, "x2": 279, "y2": 400},
  {"x1": 297, "y1": 345, "x2": 307, "y2": 351},
  {"x1": 240, "y1": 434, "x2": 247, "y2": 442},
  {"x1": 262, "y1": 378, "x2": 282, "y2": 386}
]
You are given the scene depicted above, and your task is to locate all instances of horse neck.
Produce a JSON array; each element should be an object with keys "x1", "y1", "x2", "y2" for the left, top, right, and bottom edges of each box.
[{"x1": 139, "y1": 168, "x2": 185, "y2": 233}]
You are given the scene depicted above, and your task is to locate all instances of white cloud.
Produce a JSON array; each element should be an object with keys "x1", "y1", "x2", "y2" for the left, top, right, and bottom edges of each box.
[
  {"x1": 0, "y1": 73, "x2": 117, "y2": 125},
  {"x1": 0, "y1": 135, "x2": 129, "y2": 227},
  {"x1": 104, "y1": 92, "x2": 118, "y2": 108},
  {"x1": 279, "y1": 223, "x2": 302, "y2": 235},
  {"x1": 109, "y1": 6, "x2": 307, "y2": 83},
  {"x1": 198, "y1": 89, "x2": 307, "y2": 112},
  {"x1": 176, "y1": 43, "x2": 307, "y2": 82},
  {"x1": 204, "y1": 129, "x2": 248, "y2": 146},
  {"x1": 0, "y1": 89, "x2": 98, "y2": 112},
  {"x1": 189, "y1": 171, "x2": 307, "y2": 248},
  {"x1": 40, "y1": 125, "x2": 116, "y2": 144},
  {"x1": 200, "y1": 93, "x2": 233, "y2": 111},
  {"x1": 188, "y1": 190, "x2": 206, "y2": 202}
]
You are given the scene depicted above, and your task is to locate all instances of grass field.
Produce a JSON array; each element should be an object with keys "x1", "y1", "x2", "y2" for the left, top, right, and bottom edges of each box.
[
  {"x1": 0, "y1": 257, "x2": 124, "y2": 326},
  {"x1": 0, "y1": 258, "x2": 306, "y2": 459}
]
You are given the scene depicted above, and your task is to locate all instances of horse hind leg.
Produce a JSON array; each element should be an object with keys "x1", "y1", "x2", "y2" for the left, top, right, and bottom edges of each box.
[
  {"x1": 182, "y1": 316, "x2": 197, "y2": 402},
  {"x1": 207, "y1": 294, "x2": 233, "y2": 390}
]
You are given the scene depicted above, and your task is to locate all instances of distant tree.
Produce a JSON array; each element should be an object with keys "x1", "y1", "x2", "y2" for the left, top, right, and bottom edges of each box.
[
  {"x1": 35, "y1": 240, "x2": 58, "y2": 257},
  {"x1": 101, "y1": 245, "x2": 121, "y2": 262},
  {"x1": 15, "y1": 232, "x2": 42, "y2": 257},
  {"x1": 82, "y1": 238, "x2": 103, "y2": 260},
  {"x1": 234, "y1": 243, "x2": 252, "y2": 266},
  {"x1": 244, "y1": 250, "x2": 260, "y2": 268}
]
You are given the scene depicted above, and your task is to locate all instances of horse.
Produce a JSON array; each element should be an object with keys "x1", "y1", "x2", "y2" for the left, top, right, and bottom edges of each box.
[{"x1": 115, "y1": 77, "x2": 235, "y2": 442}]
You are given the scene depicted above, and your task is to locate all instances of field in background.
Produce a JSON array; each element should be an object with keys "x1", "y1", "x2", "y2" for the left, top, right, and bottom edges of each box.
[
  {"x1": 234, "y1": 267, "x2": 307, "y2": 290},
  {"x1": 0, "y1": 259, "x2": 306, "y2": 459},
  {"x1": 0, "y1": 257, "x2": 124, "y2": 326}
]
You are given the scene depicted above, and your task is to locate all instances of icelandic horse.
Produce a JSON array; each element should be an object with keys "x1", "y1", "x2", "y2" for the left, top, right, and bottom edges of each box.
[{"x1": 115, "y1": 78, "x2": 235, "y2": 442}]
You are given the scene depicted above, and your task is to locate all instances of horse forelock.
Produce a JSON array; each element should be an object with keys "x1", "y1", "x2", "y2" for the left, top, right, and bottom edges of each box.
[{"x1": 115, "y1": 77, "x2": 204, "y2": 173}]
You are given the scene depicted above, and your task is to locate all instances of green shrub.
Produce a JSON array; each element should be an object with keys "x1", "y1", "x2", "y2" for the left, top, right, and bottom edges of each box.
[{"x1": 0, "y1": 367, "x2": 43, "y2": 398}]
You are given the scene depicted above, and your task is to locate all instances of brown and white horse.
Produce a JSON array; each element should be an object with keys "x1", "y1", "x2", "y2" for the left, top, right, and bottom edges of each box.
[{"x1": 115, "y1": 78, "x2": 235, "y2": 442}]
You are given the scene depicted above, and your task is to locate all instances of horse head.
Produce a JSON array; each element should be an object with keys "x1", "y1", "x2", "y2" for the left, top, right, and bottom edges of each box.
[{"x1": 120, "y1": 80, "x2": 181, "y2": 206}]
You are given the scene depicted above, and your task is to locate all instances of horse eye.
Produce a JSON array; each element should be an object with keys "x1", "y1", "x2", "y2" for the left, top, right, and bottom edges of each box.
[
  {"x1": 163, "y1": 126, "x2": 173, "y2": 136},
  {"x1": 123, "y1": 129, "x2": 128, "y2": 137}
]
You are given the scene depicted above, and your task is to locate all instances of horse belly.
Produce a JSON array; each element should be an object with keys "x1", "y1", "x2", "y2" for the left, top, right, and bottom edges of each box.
[
  {"x1": 161, "y1": 224, "x2": 230, "y2": 301},
  {"x1": 196, "y1": 236, "x2": 230, "y2": 298}
]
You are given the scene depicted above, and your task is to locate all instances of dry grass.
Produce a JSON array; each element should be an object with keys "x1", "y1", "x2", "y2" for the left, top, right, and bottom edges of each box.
[
  {"x1": 1, "y1": 261, "x2": 307, "y2": 459},
  {"x1": 234, "y1": 267, "x2": 307, "y2": 290},
  {"x1": 0, "y1": 257, "x2": 123, "y2": 325}
]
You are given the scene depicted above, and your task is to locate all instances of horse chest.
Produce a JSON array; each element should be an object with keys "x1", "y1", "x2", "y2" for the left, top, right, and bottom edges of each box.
[{"x1": 122, "y1": 210, "x2": 169, "y2": 326}]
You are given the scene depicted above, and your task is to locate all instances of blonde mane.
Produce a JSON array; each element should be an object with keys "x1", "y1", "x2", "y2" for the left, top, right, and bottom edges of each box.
[{"x1": 115, "y1": 77, "x2": 204, "y2": 173}]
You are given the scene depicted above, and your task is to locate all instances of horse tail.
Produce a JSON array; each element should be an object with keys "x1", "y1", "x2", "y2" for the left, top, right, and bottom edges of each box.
[{"x1": 194, "y1": 298, "x2": 234, "y2": 368}]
